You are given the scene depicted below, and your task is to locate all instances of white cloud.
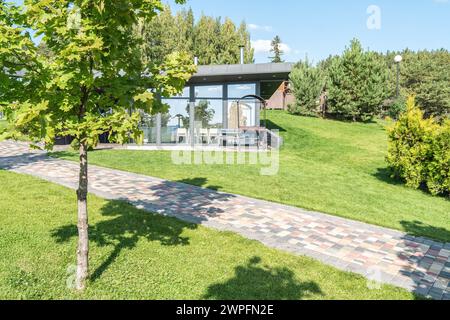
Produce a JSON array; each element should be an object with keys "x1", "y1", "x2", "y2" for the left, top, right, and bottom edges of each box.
[
  {"x1": 251, "y1": 39, "x2": 292, "y2": 54},
  {"x1": 248, "y1": 24, "x2": 273, "y2": 32},
  {"x1": 236, "y1": 85, "x2": 252, "y2": 90}
]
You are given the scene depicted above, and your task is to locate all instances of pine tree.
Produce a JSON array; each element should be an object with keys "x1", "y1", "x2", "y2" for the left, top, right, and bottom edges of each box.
[
  {"x1": 289, "y1": 58, "x2": 325, "y2": 116},
  {"x1": 137, "y1": 5, "x2": 178, "y2": 64},
  {"x1": 218, "y1": 18, "x2": 240, "y2": 64},
  {"x1": 400, "y1": 50, "x2": 450, "y2": 119},
  {"x1": 194, "y1": 15, "x2": 220, "y2": 65},
  {"x1": 138, "y1": 6, "x2": 255, "y2": 66},
  {"x1": 238, "y1": 21, "x2": 255, "y2": 64},
  {"x1": 269, "y1": 36, "x2": 284, "y2": 63},
  {"x1": 327, "y1": 39, "x2": 389, "y2": 121}
]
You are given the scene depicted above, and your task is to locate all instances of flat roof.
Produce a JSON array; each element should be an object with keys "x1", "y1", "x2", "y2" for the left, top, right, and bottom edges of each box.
[{"x1": 188, "y1": 62, "x2": 295, "y2": 84}]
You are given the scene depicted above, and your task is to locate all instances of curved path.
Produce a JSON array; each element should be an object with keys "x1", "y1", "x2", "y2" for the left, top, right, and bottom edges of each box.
[{"x1": 0, "y1": 140, "x2": 449, "y2": 300}]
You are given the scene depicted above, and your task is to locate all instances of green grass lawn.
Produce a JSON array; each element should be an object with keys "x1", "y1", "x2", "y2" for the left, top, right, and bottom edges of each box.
[
  {"x1": 52, "y1": 111, "x2": 450, "y2": 242},
  {"x1": 0, "y1": 170, "x2": 415, "y2": 300},
  {"x1": 0, "y1": 119, "x2": 29, "y2": 141},
  {"x1": 0, "y1": 120, "x2": 7, "y2": 131}
]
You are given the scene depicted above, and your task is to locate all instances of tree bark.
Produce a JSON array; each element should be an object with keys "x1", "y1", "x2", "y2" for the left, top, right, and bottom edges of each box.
[{"x1": 76, "y1": 141, "x2": 89, "y2": 290}]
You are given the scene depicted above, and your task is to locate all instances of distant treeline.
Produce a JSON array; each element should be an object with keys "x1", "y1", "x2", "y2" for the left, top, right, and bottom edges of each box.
[
  {"x1": 136, "y1": 6, "x2": 254, "y2": 65},
  {"x1": 289, "y1": 39, "x2": 450, "y2": 121}
]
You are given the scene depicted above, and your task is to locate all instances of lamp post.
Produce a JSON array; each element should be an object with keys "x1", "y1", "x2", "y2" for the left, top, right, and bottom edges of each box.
[{"x1": 394, "y1": 55, "x2": 403, "y2": 98}]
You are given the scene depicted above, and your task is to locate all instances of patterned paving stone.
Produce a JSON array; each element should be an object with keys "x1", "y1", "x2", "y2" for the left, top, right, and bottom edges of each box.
[{"x1": 1, "y1": 140, "x2": 449, "y2": 300}]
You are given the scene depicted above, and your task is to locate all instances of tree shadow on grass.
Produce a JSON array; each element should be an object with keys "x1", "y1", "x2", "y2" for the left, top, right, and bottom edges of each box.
[
  {"x1": 203, "y1": 257, "x2": 323, "y2": 300},
  {"x1": 265, "y1": 119, "x2": 286, "y2": 132},
  {"x1": 51, "y1": 200, "x2": 198, "y2": 282},
  {"x1": 400, "y1": 220, "x2": 450, "y2": 244},
  {"x1": 49, "y1": 151, "x2": 77, "y2": 158},
  {"x1": 374, "y1": 168, "x2": 450, "y2": 199},
  {"x1": 176, "y1": 177, "x2": 222, "y2": 191},
  {"x1": 373, "y1": 167, "x2": 404, "y2": 186},
  {"x1": 51, "y1": 177, "x2": 235, "y2": 282}
]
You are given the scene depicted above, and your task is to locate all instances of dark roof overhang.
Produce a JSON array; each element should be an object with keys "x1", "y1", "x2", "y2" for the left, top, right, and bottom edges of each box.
[{"x1": 187, "y1": 62, "x2": 294, "y2": 84}]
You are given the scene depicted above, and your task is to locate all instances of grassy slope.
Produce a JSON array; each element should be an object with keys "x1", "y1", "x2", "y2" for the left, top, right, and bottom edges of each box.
[
  {"x1": 0, "y1": 170, "x2": 414, "y2": 300},
  {"x1": 0, "y1": 120, "x2": 7, "y2": 131},
  {"x1": 51, "y1": 111, "x2": 450, "y2": 242}
]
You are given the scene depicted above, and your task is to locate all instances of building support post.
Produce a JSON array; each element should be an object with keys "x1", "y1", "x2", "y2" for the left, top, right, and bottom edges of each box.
[
  {"x1": 255, "y1": 81, "x2": 261, "y2": 127},
  {"x1": 222, "y1": 84, "x2": 228, "y2": 129},
  {"x1": 156, "y1": 113, "x2": 162, "y2": 146},
  {"x1": 189, "y1": 85, "x2": 196, "y2": 147}
]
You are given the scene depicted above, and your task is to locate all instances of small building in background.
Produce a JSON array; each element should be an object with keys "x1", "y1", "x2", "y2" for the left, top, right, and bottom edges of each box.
[{"x1": 142, "y1": 62, "x2": 295, "y2": 145}]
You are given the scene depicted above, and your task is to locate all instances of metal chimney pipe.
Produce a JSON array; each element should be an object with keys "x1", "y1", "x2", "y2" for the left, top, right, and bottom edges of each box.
[
  {"x1": 194, "y1": 56, "x2": 198, "y2": 66},
  {"x1": 239, "y1": 46, "x2": 245, "y2": 64}
]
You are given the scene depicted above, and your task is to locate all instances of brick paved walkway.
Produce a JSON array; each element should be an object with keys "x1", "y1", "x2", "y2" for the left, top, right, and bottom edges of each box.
[{"x1": 1, "y1": 140, "x2": 449, "y2": 300}]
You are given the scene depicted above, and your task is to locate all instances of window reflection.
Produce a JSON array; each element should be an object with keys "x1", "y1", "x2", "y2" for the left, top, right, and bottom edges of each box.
[
  {"x1": 141, "y1": 113, "x2": 157, "y2": 144},
  {"x1": 227, "y1": 83, "x2": 256, "y2": 99},
  {"x1": 194, "y1": 100, "x2": 222, "y2": 128},
  {"x1": 140, "y1": 82, "x2": 259, "y2": 145},
  {"x1": 195, "y1": 85, "x2": 223, "y2": 98},
  {"x1": 161, "y1": 99, "x2": 190, "y2": 144},
  {"x1": 228, "y1": 100, "x2": 256, "y2": 128},
  {"x1": 194, "y1": 99, "x2": 223, "y2": 144},
  {"x1": 173, "y1": 87, "x2": 190, "y2": 98}
]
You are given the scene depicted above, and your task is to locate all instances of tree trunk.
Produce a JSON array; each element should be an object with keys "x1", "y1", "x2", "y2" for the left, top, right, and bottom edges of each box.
[{"x1": 76, "y1": 141, "x2": 89, "y2": 291}]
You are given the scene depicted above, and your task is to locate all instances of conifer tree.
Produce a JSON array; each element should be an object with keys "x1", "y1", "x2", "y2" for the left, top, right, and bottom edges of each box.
[{"x1": 269, "y1": 35, "x2": 284, "y2": 63}]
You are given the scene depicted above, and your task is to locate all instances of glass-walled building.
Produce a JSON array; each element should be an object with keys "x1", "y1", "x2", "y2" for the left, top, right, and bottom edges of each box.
[{"x1": 141, "y1": 62, "x2": 294, "y2": 145}]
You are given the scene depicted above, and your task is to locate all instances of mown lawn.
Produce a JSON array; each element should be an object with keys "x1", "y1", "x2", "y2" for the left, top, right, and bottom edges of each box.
[
  {"x1": 52, "y1": 111, "x2": 450, "y2": 242},
  {"x1": 0, "y1": 120, "x2": 7, "y2": 131},
  {"x1": 0, "y1": 170, "x2": 415, "y2": 300}
]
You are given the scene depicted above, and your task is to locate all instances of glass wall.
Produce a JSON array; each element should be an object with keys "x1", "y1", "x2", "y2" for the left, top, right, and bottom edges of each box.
[
  {"x1": 161, "y1": 99, "x2": 190, "y2": 144},
  {"x1": 141, "y1": 82, "x2": 259, "y2": 145},
  {"x1": 195, "y1": 85, "x2": 223, "y2": 99},
  {"x1": 228, "y1": 83, "x2": 256, "y2": 99},
  {"x1": 193, "y1": 85, "x2": 224, "y2": 144},
  {"x1": 194, "y1": 99, "x2": 223, "y2": 144},
  {"x1": 175, "y1": 86, "x2": 190, "y2": 98},
  {"x1": 227, "y1": 100, "x2": 256, "y2": 128},
  {"x1": 226, "y1": 84, "x2": 257, "y2": 128},
  {"x1": 141, "y1": 113, "x2": 157, "y2": 144}
]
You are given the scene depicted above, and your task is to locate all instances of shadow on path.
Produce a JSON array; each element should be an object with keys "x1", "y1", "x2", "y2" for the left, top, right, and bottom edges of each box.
[
  {"x1": 133, "y1": 177, "x2": 235, "y2": 224},
  {"x1": 0, "y1": 152, "x2": 50, "y2": 170},
  {"x1": 395, "y1": 220, "x2": 450, "y2": 299}
]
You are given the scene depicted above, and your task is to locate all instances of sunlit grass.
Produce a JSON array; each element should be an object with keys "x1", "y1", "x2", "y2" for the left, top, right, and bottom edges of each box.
[
  {"x1": 52, "y1": 111, "x2": 450, "y2": 242},
  {"x1": 0, "y1": 170, "x2": 416, "y2": 300}
]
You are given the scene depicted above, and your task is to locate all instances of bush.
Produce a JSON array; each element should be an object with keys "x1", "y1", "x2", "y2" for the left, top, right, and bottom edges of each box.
[
  {"x1": 427, "y1": 120, "x2": 450, "y2": 195},
  {"x1": 384, "y1": 96, "x2": 407, "y2": 120},
  {"x1": 289, "y1": 59, "x2": 324, "y2": 116},
  {"x1": 327, "y1": 39, "x2": 389, "y2": 121},
  {"x1": 386, "y1": 96, "x2": 449, "y2": 196}
]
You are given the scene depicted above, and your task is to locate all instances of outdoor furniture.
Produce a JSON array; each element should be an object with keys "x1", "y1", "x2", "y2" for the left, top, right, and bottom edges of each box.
[
  {"x1": 176, "y1": 128, "x2": 188, "y2": 144},
  {"x1": 208, "y1": 128, "x2": 220, "y2": 144},
  {"x1": 199, "y1": 128, "x2": 209, "y2": 144},
  {"x1": 220, "y1": 129, "x2": 241, "y2": 147},
  {"x1": 239, "y1": 127, "x2": 269, "y2": 149}
]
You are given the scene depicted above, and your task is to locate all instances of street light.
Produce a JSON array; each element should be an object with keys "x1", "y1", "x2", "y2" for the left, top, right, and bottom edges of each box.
[{"x1": 394, "y1": 55, "x2": 403, "y2": 98}]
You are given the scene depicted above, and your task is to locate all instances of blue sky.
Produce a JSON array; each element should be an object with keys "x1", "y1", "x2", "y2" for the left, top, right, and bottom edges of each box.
[
  {"x1": 11, "y1": 0, "x2": 450, "y2": 63},
  {"x1": 168, "y1": 0, "x2": 450, "y2": 63}
]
